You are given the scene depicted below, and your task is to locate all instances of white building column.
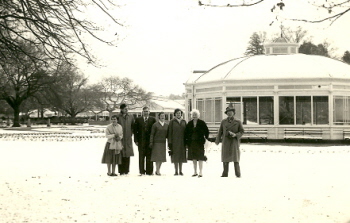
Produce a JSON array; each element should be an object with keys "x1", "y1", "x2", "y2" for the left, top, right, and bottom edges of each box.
[
  {"x1": 329, "y1": 85, "x2": 334, "y2": 139},
  {"x1": 222, "y1": 85, "x2": 227, "y2": 118},
  {"x1": 273, "y1": 86, "x2": 280, "y2": 139}
]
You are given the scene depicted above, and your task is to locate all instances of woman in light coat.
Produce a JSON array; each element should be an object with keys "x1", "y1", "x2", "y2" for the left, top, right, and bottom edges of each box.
[{"x1": 101, "y1": 115, "x2": 123, "y2": 176}]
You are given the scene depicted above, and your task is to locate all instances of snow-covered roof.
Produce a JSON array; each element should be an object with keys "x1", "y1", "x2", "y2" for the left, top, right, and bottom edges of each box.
[
  {"x1": 150, "y1": 98, "x2": 184, "y2": 110},
  {"x1": 186, "y1": 54, "x2": 350, "y2": 84},
  {"x1": 116, "y1": 97, "x2": 185, "y2": 113},
  {"x1": 273, "y1": 37, "x2": 288, "y2": 43}
]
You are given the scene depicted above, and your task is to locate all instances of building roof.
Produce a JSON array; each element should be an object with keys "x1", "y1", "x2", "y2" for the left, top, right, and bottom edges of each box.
[
  {"x1": 186, "y1": 54, "x2": 350, "y2": 84},
  {"x1": 112, "y1": 96, "x2": 185, "y2": 113},
  {"x1": 273, "y1": 36, "x2": 288, "y2": 43}
]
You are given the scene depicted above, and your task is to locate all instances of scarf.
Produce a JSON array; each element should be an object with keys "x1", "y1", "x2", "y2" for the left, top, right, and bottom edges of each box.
[{"x1": 227, "y1": 117, "x2": 234, "y2": 123}]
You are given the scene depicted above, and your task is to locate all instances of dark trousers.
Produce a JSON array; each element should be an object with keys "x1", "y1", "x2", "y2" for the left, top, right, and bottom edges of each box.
[
  {"x1": 118, "y1": 157, "x2": 130, "y2": 175},
  {"x1": 222, "y1": 162, "x2": 241, "y2": 177},
  {"x1": 139, "y1": 147, "x2": 153, "y2": 175}
]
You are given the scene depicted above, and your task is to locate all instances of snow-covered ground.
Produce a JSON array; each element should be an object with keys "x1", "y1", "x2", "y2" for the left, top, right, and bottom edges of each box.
[{"x1": 1, "y1": 134, "x2": 350, "y2": 223}]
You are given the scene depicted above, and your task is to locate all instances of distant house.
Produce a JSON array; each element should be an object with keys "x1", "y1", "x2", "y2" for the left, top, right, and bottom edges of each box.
[
  {"x1": 86, "y1": 95, "x2": 185, "y2": 124},
  {"x1": 111, "y1": 95, "x2": 185, "y2": 121}
]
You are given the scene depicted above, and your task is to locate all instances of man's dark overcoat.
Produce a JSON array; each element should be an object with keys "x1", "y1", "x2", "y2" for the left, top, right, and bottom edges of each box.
[{"x1": 215, "y1": 117, "x2": 244, "y2": 162}]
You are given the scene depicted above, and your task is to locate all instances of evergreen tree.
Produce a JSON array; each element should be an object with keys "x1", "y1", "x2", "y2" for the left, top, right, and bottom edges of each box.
[
  {"x1": 342, "y1": 51, "x2": 350, "y2": 64},
  {"x1": 299, "y1": 41, "x2": 329, "y2": 57},
  {"x1": 245, "y1": 32, "x2": 265, "y2": 56}
]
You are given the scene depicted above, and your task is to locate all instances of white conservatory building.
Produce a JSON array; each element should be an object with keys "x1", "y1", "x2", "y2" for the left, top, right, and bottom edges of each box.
[{"x1": 185, "y1": 38, "x2": 350, "y2": 141}]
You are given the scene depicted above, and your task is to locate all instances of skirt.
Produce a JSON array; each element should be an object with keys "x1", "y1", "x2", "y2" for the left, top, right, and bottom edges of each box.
[
  {"x1": 151, "y1": 142, "x2": 166, "y2": 162},
  {"x1": 101, "y1": 142, "x2": 122, "y2": 165},
  {"x1": 187, "y1": 141, "x2": 205, "y2": 161}
]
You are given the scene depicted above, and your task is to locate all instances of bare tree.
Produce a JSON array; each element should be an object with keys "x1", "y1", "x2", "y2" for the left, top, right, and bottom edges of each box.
[
  {"x1": 198, "y1": 0, "x2": 265, "y2": 7},
  {"x1": 0, "y1": 0, "x2": 122, "y2": 64},
  {"x1": 46, "y1": 63, "x2": 93, "y2": 119},
  {"x1": 281, "y1": 26, "x2": 307, "y2": 43},
  {"x1": 0, "y1": 100, "x2": 12, "y2": 118},
  {"x1": 198, "y1": 0, "x2": 350, "y2": 24},
  {"x1": 93, "y1": 76, "x2": 152, "y2": 118},
  {"x1": 0, "y1": 41, "x2": 53, "y2": 127},
  {"x1": 290, "y1": 1, "x2": 350, "y2": 24}
]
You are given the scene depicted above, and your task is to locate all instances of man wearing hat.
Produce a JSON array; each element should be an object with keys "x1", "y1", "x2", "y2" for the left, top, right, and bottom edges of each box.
[
  {"x1": 117, "y1": 103, "x2": 135, "y2": 175},
  {"x1": 215, "y1": 103, "x2": 244, "y2": 177}
]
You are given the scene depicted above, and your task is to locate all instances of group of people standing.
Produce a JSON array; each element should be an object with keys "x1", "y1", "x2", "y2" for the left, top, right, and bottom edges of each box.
[{"x1": 101, "y1": 103, "x2": 244, "y2": 178}]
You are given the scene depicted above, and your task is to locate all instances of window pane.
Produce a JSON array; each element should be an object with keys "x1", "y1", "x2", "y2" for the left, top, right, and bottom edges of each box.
[
  {"x1": 313, "y1": 96, "x2": 328, "y2": 125},
  {"x1": 197, "y1": 100, "x2": 204, "y2": 119},
  {"x1": 243, "y1": 97, "x2": 257, "y2": 125},
  {"x1": 333, "y1": 96, "x2": 344, "y2": 124},
  {"x1": 205, "y1": 99, "x2": 213, "y2": 122},
  {"x1": 259, "y1": 96, "x2": 274, "y2": 125},
  {"x1": 279, "y1": 96, "x2": 294, "y2": 125},
  {"x1": 227, "y1": 97, "x2": 241, "y2": 120},
  {"x1": 296, "y1": 96, "x2": 311, "y2": 125},
  {"x1": 214, "y1": 98, "x2": 222, "y2": 123},
  {"x1": 347, "y1": 97, "x2": 350, "y2": 122},
  {"x1": 188, "y1": 99, "x2": 192, "y2": 120}
]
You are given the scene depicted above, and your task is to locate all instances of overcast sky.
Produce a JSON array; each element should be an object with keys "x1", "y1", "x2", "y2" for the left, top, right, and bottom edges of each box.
[{"x1": 77, "y1": 0, "x2": 350, "y2": 96}]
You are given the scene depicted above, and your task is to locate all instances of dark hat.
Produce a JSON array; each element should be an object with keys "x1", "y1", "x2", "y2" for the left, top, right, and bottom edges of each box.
[
  {"x1": 120, "y1": 103, "x2": 127, "y2": 109},
  {"x1": 225, "y1": 103, "x2": 235, "y2": 114}
]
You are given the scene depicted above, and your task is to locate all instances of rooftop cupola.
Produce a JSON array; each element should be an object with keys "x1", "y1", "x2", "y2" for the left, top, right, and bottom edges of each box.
[{"x1": 264, "y1": 35, "x2": 299, "y2": 55}]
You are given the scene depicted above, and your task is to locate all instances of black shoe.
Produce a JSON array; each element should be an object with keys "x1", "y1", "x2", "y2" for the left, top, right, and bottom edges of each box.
[
  {"x1": 174, "y1": 172, "x2": 179, "y2": 176},
  {"x1": 107, "y1": 173, "x2": 112, "y2": 176},
  {"x1": 192, "y1": 174, "x2": 198, "y2": 177},
  {"x1": 221, "y1": 174, "x2": 228, "y2": 177},
  {"x1": 179, "y1": 172, "x2": 183, "y2": 176},
  {"x1": 111, "y1": 173, "x2": 118, "y2": 177},
  {"x1": 198, "y1": 175, "x2": 202, "y2": 178},
  {"x1": 156, "y1": 173, "x2": 161, "y2": 176}
]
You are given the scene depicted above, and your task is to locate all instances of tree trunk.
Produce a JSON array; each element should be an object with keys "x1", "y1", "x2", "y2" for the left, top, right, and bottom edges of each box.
[
  {"x1": 71, "y1": 114, "x2": 77, "y2": 125},
  {"x1": 12, "y1": 104, "x2": 21, "y2": 127},
  {"x1": 109, "y1": 111, "x2": 112, "y2": 121}
]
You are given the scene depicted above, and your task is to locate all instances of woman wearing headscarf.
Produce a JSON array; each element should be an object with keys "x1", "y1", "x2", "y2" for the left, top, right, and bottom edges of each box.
[
  {"x1": 167, "y1": 108, "x2": 187, "y2": 176},
  {"x1": 185, "y1": 109, "x2": 209, "y2": 178}
]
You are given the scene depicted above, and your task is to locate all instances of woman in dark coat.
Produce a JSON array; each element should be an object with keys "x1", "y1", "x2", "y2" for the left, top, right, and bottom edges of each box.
[
  {"x1": 168, "y1": 108, "x2": 187, "y2": 176},
  {"x1": 185, "y1": 109, "x2": 209, "y2": 178},
  {"x1": 150, "y1": 112, "x2": 168, "y2": 175}
]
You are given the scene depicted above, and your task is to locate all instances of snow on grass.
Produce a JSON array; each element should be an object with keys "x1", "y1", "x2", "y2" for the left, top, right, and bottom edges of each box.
[{"x1": 1, "y1": 138, "x2": 350, "y2": 223}]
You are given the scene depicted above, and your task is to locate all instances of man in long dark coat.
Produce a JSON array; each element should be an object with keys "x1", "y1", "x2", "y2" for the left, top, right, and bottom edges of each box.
[
  {"x1": 134, "y1": 106, "x2": 156, "y2": 175},
  {"x1": 215, "y1": 103, "x2": 244, "y2": 177},
  {"x1": 117, "y1": 103, "x2": 135, "y2": 175}
]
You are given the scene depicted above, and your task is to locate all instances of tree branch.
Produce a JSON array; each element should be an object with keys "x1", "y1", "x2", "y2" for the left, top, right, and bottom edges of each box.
[{"x1": 198, "y1": 0, "x2": 265, "y2": 7}]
